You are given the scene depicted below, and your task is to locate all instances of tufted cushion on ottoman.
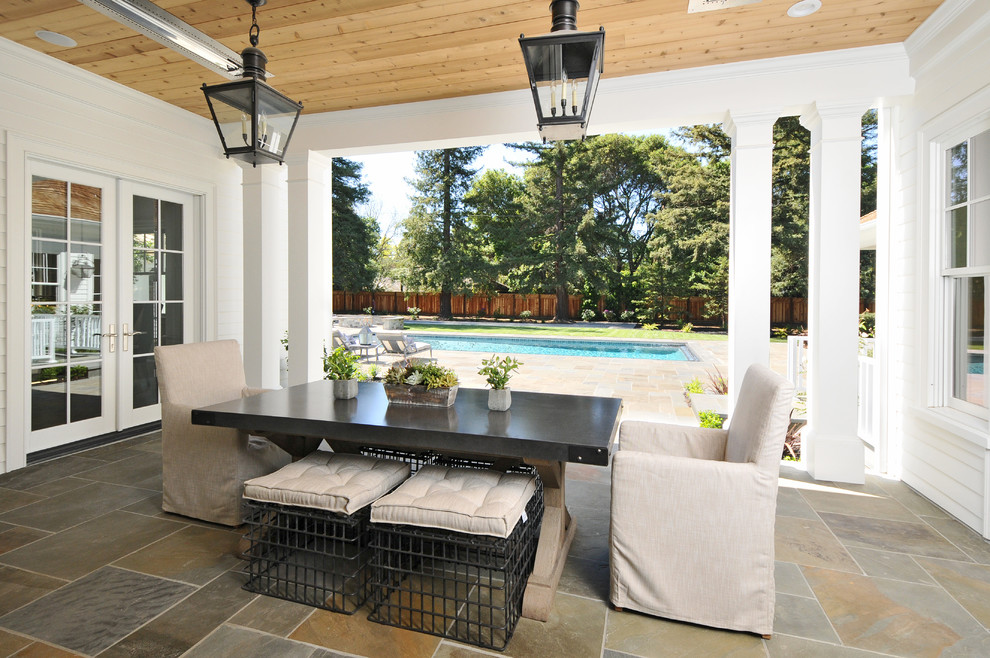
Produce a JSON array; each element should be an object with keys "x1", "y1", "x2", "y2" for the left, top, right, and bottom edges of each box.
[
  {"x1": 243, "y1": 450, "x2": 410, "y2": 515},
  {"x1": 370, "y1": 465, "x2": 537, "y2": 538}
]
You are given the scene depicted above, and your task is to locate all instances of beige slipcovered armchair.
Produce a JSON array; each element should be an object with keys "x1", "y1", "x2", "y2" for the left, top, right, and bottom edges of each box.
[
  {"x1": 609, "y1": 364, "x2": 794, "y2": 637},
  {"x1": 155, "y1": 340, "x2": 290, "y2": 526}
]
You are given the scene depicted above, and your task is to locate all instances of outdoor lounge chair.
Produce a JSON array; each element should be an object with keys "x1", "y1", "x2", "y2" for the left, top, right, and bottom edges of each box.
[
  {"x1": 376, "y1": 331, "x2": 432, "y2": 360},
  {"x1": 155, "y1": 340, "x2": 291, "y2": 526},
  {"x1": 332, "y1": 329, "x2": 364, "y2": 353},
  {"x1": 609, "y1": 364, "x2": 794, "y2": 637}
]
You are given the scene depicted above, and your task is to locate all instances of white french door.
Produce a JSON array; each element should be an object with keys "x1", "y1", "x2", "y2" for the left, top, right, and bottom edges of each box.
[
  {"x1": 118, "y1": 182, "x2": 195, "y2": 429},
  {"x1": 27, "y1": 164, "x2": 196, "y2": 454}
]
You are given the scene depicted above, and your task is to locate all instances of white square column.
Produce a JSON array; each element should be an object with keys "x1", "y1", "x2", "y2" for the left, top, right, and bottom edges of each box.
[
  {"x1": 800, "y1": 102, "x2": 867, "y2": 484},
  {"x1": 286, "y1": 151, "x2": 333, "y2": 385},
  {"x1": 724, "y1": 110, "x2": 778, "y2": 409},
  {"x1": 241, "y1": 164, "x2": 288, "y2": 389}
]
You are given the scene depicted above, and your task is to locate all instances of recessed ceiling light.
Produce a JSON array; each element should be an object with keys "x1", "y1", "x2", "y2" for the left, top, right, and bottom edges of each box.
[
  {"x1": 787, "y1": 0, "x2": 822, "y2": 18},
  {"x1": 35, "y1": 30, "x2": 78, "y2": 47}
]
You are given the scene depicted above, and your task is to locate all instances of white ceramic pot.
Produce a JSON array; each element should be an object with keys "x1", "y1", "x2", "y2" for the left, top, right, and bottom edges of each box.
[
  {"x1": 488, "y1": 387, "x2": 511, "y2": 411},
  {"x1": 333, "y1": 379, "x2": 358, "y2": 400}
]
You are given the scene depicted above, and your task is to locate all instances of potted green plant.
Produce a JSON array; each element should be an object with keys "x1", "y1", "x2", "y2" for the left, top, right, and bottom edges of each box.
[
  {"x1": 383, "y1": 361, "x2": 459, "y2": 406},
  {"x1": 322, "y1": 345, "x2": 360, "y2": 399},
  {"x1": 478, "y1": 355, "x2": 522, "y2": 411}
]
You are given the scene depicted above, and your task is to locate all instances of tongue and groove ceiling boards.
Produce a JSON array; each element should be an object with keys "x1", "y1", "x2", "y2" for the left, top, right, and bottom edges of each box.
[{"x1": 1, "y1": 0, "x2": 943, "y2": 118}]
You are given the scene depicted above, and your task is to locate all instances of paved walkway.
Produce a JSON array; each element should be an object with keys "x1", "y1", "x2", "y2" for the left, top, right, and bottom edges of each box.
[{"x1": 374, "y1": 337, "x2": 787, "y2": 424}]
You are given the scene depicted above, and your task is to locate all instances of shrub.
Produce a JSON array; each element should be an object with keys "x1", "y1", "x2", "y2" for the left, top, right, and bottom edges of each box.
[
  {"x1": 641, "y1": 323, "x2": 659, "y2": 331},
  {"x1": 493, "y1": 309, "x2": 502, "y2": 319},
  {"x1": 683, "y1": 378, "x2": 704, "y2": 394},
  {"x1": 859, "y1": 311, "x2": 876, "y2": 338},
  {"x1": 680, "y1": 322, "x2": 693, "y2": 333},
  {"x1": 407, "y1": 306, "x2": 421, "y2": 320},
  {"x1": 697, "y1": 410, "x2": 724, "y2": 429},
  {"x1": 772, "y1": 327, "x2": 789, "y2": 340},
  {"x1": 358, "y1": 364, "x2": 382, "y2": 382},
  {"x1": 581, "y1": 308, "x2": 596, "y2": 322},
  {"x1": 706, "y1": 366, "x2": 729, "y2": 395},
  {"x1": 620, "y1": 310, "x2": 636, "y2": 322},
  {"x1": 518, "y1": 310, "x2": 533, "y2": 321},
  {"x1": 362, "y1": 306, "x2": 373, "y2": 315},
  {"x1": 70, "y1": 365, "x2": 89, "y2": 380},
  {"x1": 602, "y1": 309, "x2": 615, "y2": 321}
]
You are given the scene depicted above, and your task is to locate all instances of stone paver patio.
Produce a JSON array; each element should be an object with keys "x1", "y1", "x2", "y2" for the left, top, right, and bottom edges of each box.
[{"x1": 2, "y1": 342, "x2": 988, "y2": 656}]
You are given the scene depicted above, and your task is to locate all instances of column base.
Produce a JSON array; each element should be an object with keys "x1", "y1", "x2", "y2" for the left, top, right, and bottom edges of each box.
[{"x1": 803, "y1": 427, "x2": 866, "y2": 484}]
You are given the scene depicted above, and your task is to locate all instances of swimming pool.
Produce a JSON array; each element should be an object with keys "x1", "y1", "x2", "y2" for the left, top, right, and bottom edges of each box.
[{"x1": 406, "y1": 334, "x2": 699, "y2": 361}]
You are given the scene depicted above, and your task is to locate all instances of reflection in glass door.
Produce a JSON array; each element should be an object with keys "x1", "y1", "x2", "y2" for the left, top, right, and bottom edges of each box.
[
  {"x1": 121, "y1": 186, "x2": 193, "y2": 428},
  {"x1": 29, "y1": 171, "x2": 116, "y2": 451}
]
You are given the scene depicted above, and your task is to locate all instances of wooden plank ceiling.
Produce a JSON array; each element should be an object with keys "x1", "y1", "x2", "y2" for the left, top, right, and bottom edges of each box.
[{"x1": 1, "y1": 0, "x2": 943, "y2": 118}]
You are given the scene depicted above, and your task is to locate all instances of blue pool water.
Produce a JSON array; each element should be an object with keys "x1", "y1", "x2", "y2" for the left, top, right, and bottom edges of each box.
[{"x1": 407, "y1": 334, "x2": 698, "y2": 361}]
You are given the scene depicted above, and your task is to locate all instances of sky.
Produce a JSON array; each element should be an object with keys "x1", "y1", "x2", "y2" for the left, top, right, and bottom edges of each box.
[{"x1": 352, "y1": 144, "x2": 528, "y2": 236}]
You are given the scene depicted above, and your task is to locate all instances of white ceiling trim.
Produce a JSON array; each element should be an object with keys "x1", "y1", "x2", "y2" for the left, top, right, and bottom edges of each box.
[{"x1": 298, "y1": 43, "x2": 914, "y2": 156}]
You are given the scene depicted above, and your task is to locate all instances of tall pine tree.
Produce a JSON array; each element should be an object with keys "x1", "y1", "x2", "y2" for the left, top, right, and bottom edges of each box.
[
  {"x1": 331, "y1": 158, "x2": 377, "y2": 291},
  {"x1": 399, "y1": 147, "x2": 485, "y2": 319}
]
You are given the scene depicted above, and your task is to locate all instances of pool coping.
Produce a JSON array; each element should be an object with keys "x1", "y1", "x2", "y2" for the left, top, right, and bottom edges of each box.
[{"x1": 404, "y1": 330, "x2": 702, "y2": 362}]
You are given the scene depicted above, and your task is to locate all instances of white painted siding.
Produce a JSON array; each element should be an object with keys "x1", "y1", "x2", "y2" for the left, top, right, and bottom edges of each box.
[
  {"x1": 0, "y1": 37, "x2": 244, "y2": 472},
  {"x1": 893, "y1": 0, "x2": 990, "y2": 537}
]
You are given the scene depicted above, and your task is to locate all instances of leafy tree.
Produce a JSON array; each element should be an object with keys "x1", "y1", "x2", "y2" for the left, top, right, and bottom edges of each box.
[
  {"x1": 465, "y1": 168, "x2": 526, "y2": 287},
  {"x1": 770, "y1": 116, "x2": 811, "y2": 298},
  {"x1": 331, "y1": 158, "x2": 376, "y2": 290},
  {"x1": 508, "y1": 141, "x2": 605, "y2": 322},
  {"x1": 860, "y1": 109, "x2": 878, "y2": 302},
  {"x1": 582, "y1": 134, "x2": 667, "y2": 313},
  {"x1": 399, "y1": 147, "x2": 485, "y2": 319},
  {"x1": 641, "y1": 126, "x2": 730, "y2": 324}
]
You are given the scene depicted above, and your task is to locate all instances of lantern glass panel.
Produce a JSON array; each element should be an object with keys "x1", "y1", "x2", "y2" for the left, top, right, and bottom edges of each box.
[
  {"x1": 256, "y1": 86, "x2": 298, "y2": 158},
  {"x1": 521, "y1": 33, "x2": 602, "y2": 123},
  {"x1": 205, "y1": 83, "x2": 255, "y2": 150}
]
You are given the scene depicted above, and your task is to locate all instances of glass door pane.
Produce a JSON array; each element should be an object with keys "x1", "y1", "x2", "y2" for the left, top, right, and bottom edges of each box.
[
  {"x1": 120, "y1": 185, "x2": 194, "y2": 427},
  {"x1": 29, "y1": 171, "x2": 113, "y2": 447}
]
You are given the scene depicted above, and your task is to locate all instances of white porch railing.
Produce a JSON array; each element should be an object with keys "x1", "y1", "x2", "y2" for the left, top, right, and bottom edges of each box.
[
  {"x1": 786, "y1": 335, "x2": 877, "y2": 447},
  {"x1": 31, "y1": 314, "x2": 102, "y2": 362}
]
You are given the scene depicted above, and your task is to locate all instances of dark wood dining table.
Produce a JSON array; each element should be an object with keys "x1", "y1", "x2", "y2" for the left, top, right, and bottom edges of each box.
[{"x1": 192, "y1": 380, "x2": 621, "y2": 622}]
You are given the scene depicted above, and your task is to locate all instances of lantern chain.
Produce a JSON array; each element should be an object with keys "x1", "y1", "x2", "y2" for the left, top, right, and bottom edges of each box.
[{"x1": 249, "y1": 3, "x2": 260, "y2": 47}]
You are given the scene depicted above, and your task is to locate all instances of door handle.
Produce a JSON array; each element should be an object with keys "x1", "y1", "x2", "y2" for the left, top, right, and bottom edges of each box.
[
  {"x1": 121, "y1": 324, "x2": 146, "y2": 352},
  {"x1": 100, "y1": 323, "x2": 117, "y2": 353}
]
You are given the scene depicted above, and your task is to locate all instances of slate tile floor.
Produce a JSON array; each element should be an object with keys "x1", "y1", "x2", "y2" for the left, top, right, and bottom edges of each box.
[{"x1": 2, "y1": 430, "x2": 989, "y2": 657}]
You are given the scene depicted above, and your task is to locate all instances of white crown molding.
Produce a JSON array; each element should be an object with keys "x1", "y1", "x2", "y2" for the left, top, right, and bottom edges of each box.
[
  {"x1": 298, "y1": 43, "x2": 910, "y2": 143},
  {"x1": 0, "y1": 36, "x2": 214, "y2": 142},
  {"x1": 904, "y1": 0, "x2": 977, "y2": 54},
  {"x1": 601, "y1": 43, "x2": 908, "y2": 94},
  {"x1": 904, "y1": 0, "x2": 990, "y2": 79}
]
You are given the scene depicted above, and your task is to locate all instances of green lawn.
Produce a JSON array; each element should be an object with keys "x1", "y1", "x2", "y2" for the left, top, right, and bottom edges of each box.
[{"x1": 406, "y1": 321, "x2": 727, "y2": 342}]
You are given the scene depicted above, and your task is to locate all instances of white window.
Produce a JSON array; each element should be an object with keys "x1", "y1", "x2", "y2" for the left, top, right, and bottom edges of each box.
[{"x1": 940, "y1": 128, "x2": 988, "y2": 417}]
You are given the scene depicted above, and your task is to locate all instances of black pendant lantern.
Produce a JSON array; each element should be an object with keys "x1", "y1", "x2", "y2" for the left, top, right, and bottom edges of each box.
[
  {"x1": 202, "y1": 0, "x2": 302, "y2": 166},
  {"x1": 519, "y1": 1, "x2": 604, "y2": 142}
]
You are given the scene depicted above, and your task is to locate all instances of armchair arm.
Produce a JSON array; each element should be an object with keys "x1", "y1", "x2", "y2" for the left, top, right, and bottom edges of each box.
[{"x1": 619, "y1": 420, "x2": 727, "y2": 460}]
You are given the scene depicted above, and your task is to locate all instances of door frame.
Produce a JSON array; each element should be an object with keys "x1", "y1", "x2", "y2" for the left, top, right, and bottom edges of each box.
[{"x1": 5, "y1": 132, "x2": 213, "y2": 470}]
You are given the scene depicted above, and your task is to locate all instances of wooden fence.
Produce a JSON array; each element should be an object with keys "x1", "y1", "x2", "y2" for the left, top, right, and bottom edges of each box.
[
  {"x1": 332, "y1": 291, "x2": 583, "y2": 320},
  {"x1": 332, "y1": 291, "x2": 873, "y2": 325}
]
